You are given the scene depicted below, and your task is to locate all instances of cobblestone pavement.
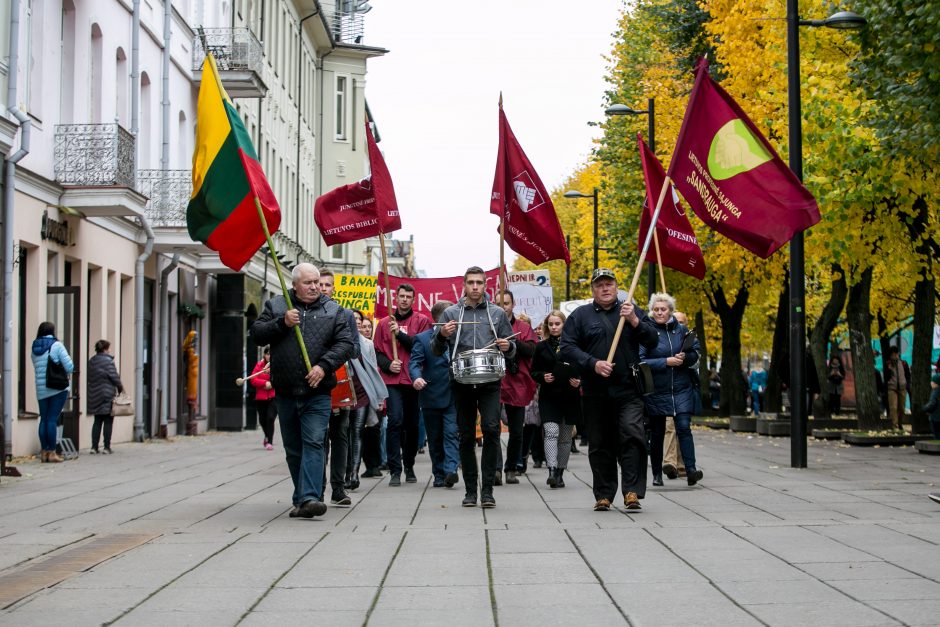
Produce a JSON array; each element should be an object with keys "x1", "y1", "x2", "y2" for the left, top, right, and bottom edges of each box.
[{"x1": 1, "y1": 427, "x2": 938, "y2": 626}]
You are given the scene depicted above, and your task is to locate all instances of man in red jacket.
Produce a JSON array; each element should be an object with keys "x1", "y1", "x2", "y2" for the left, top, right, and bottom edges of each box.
[
  {"x1": 373, "y1": 284, "x2": 432, "y2": 486},
  {"x1": 498, "y1": 290, "x2": 537, "y2": 484}
]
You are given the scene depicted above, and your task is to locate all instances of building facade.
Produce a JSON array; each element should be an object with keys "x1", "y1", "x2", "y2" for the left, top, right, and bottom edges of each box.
[{"x1": 0, "y1": 0, "x2": 388, "y2": 456}]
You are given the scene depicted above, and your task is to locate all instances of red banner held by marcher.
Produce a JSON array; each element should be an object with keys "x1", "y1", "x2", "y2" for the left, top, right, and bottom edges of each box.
[
  {"x1": 490, "y1": 103, "x2": 570, "y2": 265},
  {"x1": 314, "y1": 120, "x2": 401, "y2": 245},
  {"x1": 374, "y1": 268, "x2": 502, "y2": 319},
  {"x1": 668, "y1": 58, "x2": 820, "y2": 259},
  {"x1": 637, "y1": 135, "x2": 706, "y2": 280}
]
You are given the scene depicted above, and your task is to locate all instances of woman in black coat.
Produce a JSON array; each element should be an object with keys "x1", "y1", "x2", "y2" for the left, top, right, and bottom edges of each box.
[
  {"x1": 86, "y1": 339, "x2": 124, "y2": 453},
  {"x1": 530, "y1": 310, "x2": 581, "y2": 488},
  {"x1": 639, "y1": 293, "x2": 703, "y2": 487}
]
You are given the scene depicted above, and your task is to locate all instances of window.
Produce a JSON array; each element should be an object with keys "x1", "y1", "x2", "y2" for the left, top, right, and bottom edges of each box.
[{"x1": 334, "y1": 75, "x2": 348, "y2": 140}]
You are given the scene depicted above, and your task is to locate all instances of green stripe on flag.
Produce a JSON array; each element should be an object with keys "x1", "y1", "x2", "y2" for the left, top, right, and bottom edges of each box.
[{"x1": 186, "y1": 131, "x2": 251, "y2": 242}]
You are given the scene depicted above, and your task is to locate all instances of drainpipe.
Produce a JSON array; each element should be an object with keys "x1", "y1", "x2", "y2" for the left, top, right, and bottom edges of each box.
[
  {"x1": 316, "y1": 49, "x2": 334, "y2": 261},
  {"x1": 297, "y1": 12, "x2": 318, "y2": 236},
  {"x1": 160, "y1": 0, "x2": 171, "y2": 171},
  {"x1": 134, "y1": 217, "x2": 154, "y2": 441},
  {"x1": 3, "y1": 0, "x2": 32, "y2": 459},
  {"x1": 159, "y1": 253, "x2": 179, "y2": 434}
]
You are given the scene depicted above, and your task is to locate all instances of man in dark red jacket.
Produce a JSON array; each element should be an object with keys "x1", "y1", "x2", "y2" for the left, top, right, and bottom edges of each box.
[
  {"x1": 498, "y1": 291, "x2": 537, "y2": 484},
  {"x1": 373, "y1": 284, "x2": 432, "y2": 486}
]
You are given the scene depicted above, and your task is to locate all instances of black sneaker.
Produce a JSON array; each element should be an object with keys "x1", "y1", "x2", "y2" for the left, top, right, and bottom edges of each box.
[
  {"x1": 432, "y1": 479, "x2": 445, "y2": 488},
  {"x1": 652, "y1": 472, "x2": 664, "y2": 487},
  {"x1": 90, "y1": 448, "x2": 99, "y2": 454},
  {"x1": 687, "y1": 469, "x2": 704, "y2": 487},
  {"x1": 462, "y1": 492, "x2": 477, "y2": 507},
  {"x1": 405, "y1": 467, "x2": 417, "y2": 483},
  {"x1": 494, "y1": 471, "x2": 503, "y2": 486},
  {"x1": 297, "y1": 500, "x2": 327, "y2": 518},
  {"x1": 389, "y1": 473, "x2": 401, "y2": 487},
  {"x1": 103, "y1": 448, "x2": 113, "y2": 454},
  {"x1": 444, "y1": 472, "x2": 459, "y2": 488},
  {"x1": 331, "y1": 491, "x2": 352, "y2": 506},
  {"x1": 481, "y1": 490, "x2": 496, "y2": 509},
  {"x1": 288, "y1": 505, "x2": 300, "y2": 518}
]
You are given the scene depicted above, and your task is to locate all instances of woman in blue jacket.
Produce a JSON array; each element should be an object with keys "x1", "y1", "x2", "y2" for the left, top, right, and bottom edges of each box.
[
  {"x1": 640, "y1": 294, "x2": 703, "y2": 487},
  {"x1": 30, "y1": 321, "x2": 74, "y2": 463}
]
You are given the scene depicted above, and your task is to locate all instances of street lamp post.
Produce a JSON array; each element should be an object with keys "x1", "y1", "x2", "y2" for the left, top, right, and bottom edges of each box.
[
  {"x1": 565, "y1": 235, "x2": 571, "y2": 301},
  {"x1": 605, "y1": 99, "x2": 656, "y2": 296},
  {"x1": 787, "y1": 6, "x2": 866, "y2": 468},
  {"x1": 563, "y1": 187, "x2": 600, "y2": 270}
]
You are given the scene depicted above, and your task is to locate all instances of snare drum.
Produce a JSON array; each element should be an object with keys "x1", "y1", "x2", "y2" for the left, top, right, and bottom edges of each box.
[{"x1": 451, "y1": 349, "x2": 506, "y2": 384}]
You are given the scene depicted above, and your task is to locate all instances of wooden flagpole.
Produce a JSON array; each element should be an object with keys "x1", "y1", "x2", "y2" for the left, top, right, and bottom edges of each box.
[
  {"x1": 254, "y1": 198, "x2": 312, "y2": 371},
  {"x1": 605, "y1": 176, "x2": 672, "y2": 363},
  {"x1": 497, "y1": 92, "x2": 507, "y2": 306},
  {"x1": 379, "y1": 231, "x2": 398, "y2": 362},
  {"x1": 653, "y1": 231, "x2": 667, "y2": 294}
]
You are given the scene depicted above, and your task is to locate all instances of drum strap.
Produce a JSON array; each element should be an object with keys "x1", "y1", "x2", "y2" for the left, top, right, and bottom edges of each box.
[{"x1": 450, "y1": 300, "x2": 499, "y2": 363}]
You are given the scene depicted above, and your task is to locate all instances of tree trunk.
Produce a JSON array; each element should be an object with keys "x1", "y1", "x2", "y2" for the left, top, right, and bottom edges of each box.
[
  {"x1": 809, "y1": 264, "x2": 848, "y2": 419},
  {"x1": 708, "y1": 285, "x2": 749, "y2": 417},
  {"x1": 695, "y1": 309, "x2": 710, "y2": 413},
  {"x1": 765, "y1": 277, "x2": 789, "y2": 413},
  {"x1": 846, "y1": 267, "x2": 881, "y2": 429},
  {"x1": 910, "y1": 269, "x2": 935, "y2": 434}
]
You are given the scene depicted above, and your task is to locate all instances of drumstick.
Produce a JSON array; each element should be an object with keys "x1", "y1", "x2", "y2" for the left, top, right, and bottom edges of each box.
[
  {"x1": 479, "y1": 331, "x2": 521, "y2": 351},
  {"x1": 432, "y1": 321, "x2": 482, "y2": 326},
  {"x1": 235, "y1": 367, "x2": 269, "y2": 386}
]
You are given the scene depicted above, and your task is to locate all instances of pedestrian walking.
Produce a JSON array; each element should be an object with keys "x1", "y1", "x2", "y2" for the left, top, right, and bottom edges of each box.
[
  {"x1": 885, "y1": 346, "x2": 911, "y2": 429},
  {"x1": 640, "y1": 293, "x2": 704, "y2": 488},
  {"x1": 560, "y1": 269, "x2": 658, "y2": 511},
  {"x1": 249, "y1": 347, "x2": 277, "y2": 451},
  {"x1": 30, "y1": 322, "x2": 74, "y2": 463},
  {"x1": 827, "y1": 354, "x2": 846, "y2": 414},
  {"x1": 347, "y1": 310, "x2": 389, "y2": 490},
  {"x1": 530, "y1": 310, "x2": 581, "y2": 488},
  {"x1": 749, "y1": 363, "x2": 768, "y2": 415},
  {"x1": 498, "y1": 291, "x2": 537, "y2": 484},
  {"x1": 433, "y1": 266, "x2": 517, "y2": 508},
  {"x1": 250, "y1": 263, "x2": 356, "y2": 519},
  {"x1": 410, "y1": 300, "x2": 460, "y2": 488},
  {"x1": 86, "y1": 339, "x2": 124, "y2": 454},
  {"x1": 922, "y1": 373, "x2": 940, "y2": 439},
  {"x1": 354, "y1": 314, "x2": 387, "y2": 479},
  {"x1": 374, "y1": 283, "x2": 432, "y2": 486}
]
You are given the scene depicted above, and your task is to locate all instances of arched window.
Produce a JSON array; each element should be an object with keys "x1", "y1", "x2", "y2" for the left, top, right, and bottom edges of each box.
[
  {"x1": 140, "y1": 72, "x2": 152, "y2": 168},
  {"x1": 60, "y1": 1, "x2": 76, "y2": 122},
  {"x1": 90, "y1": 23, "x2": 103, "y2": 123},
  {"x1": 116, "y1": 47, "x2": 128, "y2": 127},
  {"x1": 178, "y1": 110, "x2": 190, "y2": 168}
]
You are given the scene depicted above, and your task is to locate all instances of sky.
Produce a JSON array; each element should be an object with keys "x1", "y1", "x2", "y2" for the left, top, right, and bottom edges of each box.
[{"x1": 363, "y1": 0, "x2": 625, "y2": 277}]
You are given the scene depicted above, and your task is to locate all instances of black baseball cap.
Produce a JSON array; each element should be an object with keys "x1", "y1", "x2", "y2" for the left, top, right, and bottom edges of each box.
[{"x1": 591, "y1": 268, "x2": 617, "y2": 283}]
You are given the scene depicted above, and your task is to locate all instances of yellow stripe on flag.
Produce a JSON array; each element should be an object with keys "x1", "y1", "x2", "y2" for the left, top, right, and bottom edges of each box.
[{"x1": 191, "y1": 57, "x2": 233, "y2": 199}]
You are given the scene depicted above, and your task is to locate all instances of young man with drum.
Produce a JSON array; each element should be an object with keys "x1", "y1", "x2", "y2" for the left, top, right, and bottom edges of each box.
[
  {"x1": 433, "y1": 266, "x2": 516, "y2": 508},
  {"x1": 374, "y1": 283, "x2": 432, "y2": 487},
  {"x1": 560, "y1": 268, "x2": 658, "y2": 512}
]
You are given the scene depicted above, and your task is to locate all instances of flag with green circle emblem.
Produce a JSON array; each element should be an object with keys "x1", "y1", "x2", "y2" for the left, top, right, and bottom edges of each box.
[{"x1": 668, "y1": 59, "x2": 820, "y2": 259}]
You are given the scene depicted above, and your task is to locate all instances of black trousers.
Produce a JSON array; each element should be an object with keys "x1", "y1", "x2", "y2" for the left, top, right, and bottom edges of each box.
[
  {"x1": 521, "y1": 424, "x2": 543, "y2": 467},
  {"x1": 584, "y1": 394, "x2": 647, "y2": 500},
  {"x1": 323, "y1": 408, "x2": 350, "y2": 496},
  {"x1": 361, "y1": 420, "x2": 383, "y2": 473},
  {"x1": 256, "y1": 399, "x2": 277, "y2": 444},
  {"x1": 453, "y1": 381, "x2": 501, "y2": 491},
  {"x1": 503, "y1": 404, "x2": 525, "y2": 472},
  {"x1": 385, "y1": 384, "x2": 420, "y2": 474},
  {"x1": 92, "y1": 414, "x2": 113, "y2": 449}
]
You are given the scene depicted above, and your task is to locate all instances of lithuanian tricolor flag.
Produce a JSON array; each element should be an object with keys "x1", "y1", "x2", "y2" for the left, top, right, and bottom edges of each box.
[{"x1": 187, "y1": 56, "x2": 280, "y2": 271}]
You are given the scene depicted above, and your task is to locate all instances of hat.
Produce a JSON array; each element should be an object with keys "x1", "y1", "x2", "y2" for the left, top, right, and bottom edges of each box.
[
  {"x1": 591, "y1": 268, "x2": 617, "y2": 284},
  {"x1": 932, "y1": 373, "x2": 940, "y2": 385}
]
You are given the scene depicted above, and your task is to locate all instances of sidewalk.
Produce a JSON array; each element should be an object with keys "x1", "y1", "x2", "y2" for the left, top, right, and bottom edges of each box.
[{"x1": 1, "y1": 428, "x2": 938, "y2": 626}]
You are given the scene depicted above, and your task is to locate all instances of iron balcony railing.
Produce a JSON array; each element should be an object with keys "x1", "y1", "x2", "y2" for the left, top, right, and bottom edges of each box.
[
  {"x1": 54, "y1": 123, "x2": 136, "y2": 188},
  {"x1": 138, "y1": 170, "x2": 192, "y2": 228},
  {"x1": 320, "y1": 0, "x2": 367, "y2": 44},
  {"x1": 192, "y1": 27, "x2": 264, "y2": 73}
]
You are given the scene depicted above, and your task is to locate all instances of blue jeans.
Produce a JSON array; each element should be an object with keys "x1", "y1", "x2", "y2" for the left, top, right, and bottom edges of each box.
[
  {"x1": 751, "y1": 389, "x2": 762, "y2": 414},
  {"x1": 650, "y1": 412, "x2": 697, "y2": 473},
  {"x1": 37, "y1": 390, "x2": 68, "y2": 451},
  {"x1": 422, "y1": 404, "x2": 459, "y2": 480},
  {"x1": 277, "y1": 394, "x2": 331, "y2": 505}
]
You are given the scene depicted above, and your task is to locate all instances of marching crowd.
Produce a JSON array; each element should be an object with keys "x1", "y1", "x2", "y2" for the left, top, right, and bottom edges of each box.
[{"x1": 248, "y1": 263, "x2": 705, "y2": 517}]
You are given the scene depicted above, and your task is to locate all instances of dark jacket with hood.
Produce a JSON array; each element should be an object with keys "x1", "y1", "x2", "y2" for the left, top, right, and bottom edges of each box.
[
  {"x1": 87, "y1": 352, "x2": 124, "y2": 415},
  {"x1": 250, "y1": 290, "x2": 356, "y2": 398}
]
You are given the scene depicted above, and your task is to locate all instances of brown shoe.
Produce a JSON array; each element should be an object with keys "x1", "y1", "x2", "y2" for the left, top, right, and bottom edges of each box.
[
  {"x1": 624, "y1": 492, "x2": 641, "y2": 510},
  {"x1": 40, "y1": 450, "x2": 48, "y2": 463},
  {"x1": 593, "y1": 498, "x2": 611, "y2": 511}
]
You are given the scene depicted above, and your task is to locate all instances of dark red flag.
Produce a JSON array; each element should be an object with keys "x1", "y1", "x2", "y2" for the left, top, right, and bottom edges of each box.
[
  {"x1": 668, "y1": 59, "x2": 820, "y2": 259},
  {"x1": 490, "y1": 103, "x2": 570, "y2": 265},
  {"x1": 314, "y1": 120, "x2": 401, "y2": 246}
]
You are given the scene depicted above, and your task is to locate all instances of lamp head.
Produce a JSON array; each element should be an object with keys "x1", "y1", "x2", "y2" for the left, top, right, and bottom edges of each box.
[
  {"x1": 823, "y1": 10, "x2": 866, "y2": 29},
  {"x1": 563, "y1": 190, "x2": 589, "y2": 199},
  {"x1": 605, "y1": 103, "x2": 647, "y2": 116}
]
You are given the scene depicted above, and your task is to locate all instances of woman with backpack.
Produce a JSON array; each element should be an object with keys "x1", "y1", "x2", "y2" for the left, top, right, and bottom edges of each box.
[{"x1": 30, "y1": 321, "x2": 74, "y2": 463}]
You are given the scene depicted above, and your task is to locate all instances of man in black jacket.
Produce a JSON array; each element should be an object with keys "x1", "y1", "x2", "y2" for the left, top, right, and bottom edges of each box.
[
  {"x1": 250, "y1": 263, "x2": 356, "y2": 518},
  {"x1": 560, "y1": 269, "x2": 658, "y2": 512}
]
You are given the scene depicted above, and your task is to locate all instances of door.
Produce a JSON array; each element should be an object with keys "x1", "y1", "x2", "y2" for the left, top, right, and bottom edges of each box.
[{"x1": 47, "y1": 286, "x2": 81, "y2": 446}]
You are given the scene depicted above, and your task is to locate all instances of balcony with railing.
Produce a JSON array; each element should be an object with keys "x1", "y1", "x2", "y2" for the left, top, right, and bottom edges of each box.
[
  {"x1": 139, "y1": 170, "x2": 192, "y2": 228},
  {"x1": 192, "y1": 28, "x2": 267, "y2": 98},
  {"x1": 54, "y1": 123, "x2": 147, "y2": 216},
  {"x1": 323, "y1": 0, "x2": 367, "y2": 44}
]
